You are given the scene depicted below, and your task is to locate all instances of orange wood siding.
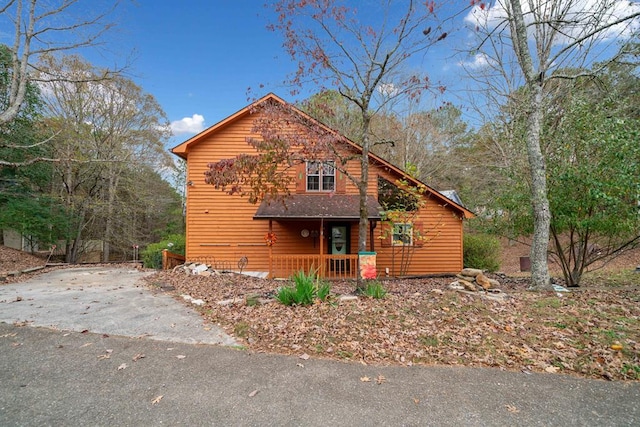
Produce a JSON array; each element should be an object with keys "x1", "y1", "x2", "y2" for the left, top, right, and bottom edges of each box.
[
  {"x1": 184, "y1": 113, "x2": 270, "y2": 271},
  {"x1": 373, "y1": 166, "x2": 465, "y2": 275},
  {"x1": 182, "y1": 106, "x2": 465, "y2": 277}
]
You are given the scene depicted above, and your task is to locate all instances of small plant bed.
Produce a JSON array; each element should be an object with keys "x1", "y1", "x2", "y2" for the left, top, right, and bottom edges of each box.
[{"x1": 146, "y1": 270, "x2": 640, "y2": 381}]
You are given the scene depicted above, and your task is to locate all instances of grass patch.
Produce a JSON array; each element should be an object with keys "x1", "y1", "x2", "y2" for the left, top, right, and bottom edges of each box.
[
  {"x1": 360, "y1": 280, "x2": 387, "y2": 299},
  {"x1": 233, "y1": 321, "x2": 250, "y2": 338},
  {"x1": 582, "y1": 269, "x2": 640, "y2": 287},
  {"x1": 275, "y1": 269, "x2": 332, "y2": 306},
  {"x1": 418, "y1": 335, "x2": 439, "y2": 347}
]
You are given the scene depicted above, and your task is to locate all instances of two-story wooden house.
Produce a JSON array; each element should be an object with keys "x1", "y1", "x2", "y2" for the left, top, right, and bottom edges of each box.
[{"x1": 171, "y1": 93, "x2": 473, "y2": 279}]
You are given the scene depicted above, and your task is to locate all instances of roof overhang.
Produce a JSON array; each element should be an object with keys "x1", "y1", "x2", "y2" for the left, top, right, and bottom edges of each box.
[{"x1": 254, "y1": 194, "x2": 382, "y2": 221}]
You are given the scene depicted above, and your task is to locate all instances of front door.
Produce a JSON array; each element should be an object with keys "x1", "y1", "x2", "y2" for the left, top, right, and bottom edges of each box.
[
  {"x1": 330, "y1": 225, "x2": 347, "y2": 255},
  {"x1": 329, "y1": 224, "x2": 349, "y2": 272}
]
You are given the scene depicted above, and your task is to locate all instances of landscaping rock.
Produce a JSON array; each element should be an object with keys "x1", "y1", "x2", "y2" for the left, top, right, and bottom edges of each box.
[
  {"x1": 460, "y1": 268, "x2": 483, "y2": 277},
  {"x1": 459, "y1": 279, "x2": 477, "y2": 292},
  {"x1": 192, "y1": 264, "x2": 209, "y2": 275},
  {"x1": 488, "y1": 278, "x2": 501, "y2": 288},
  {"x1": 456, "y1": 274, "x2": 476, "y2": 282},
  {"x1": 476, "y1": 273, "x2": 492, "y2": 290}
]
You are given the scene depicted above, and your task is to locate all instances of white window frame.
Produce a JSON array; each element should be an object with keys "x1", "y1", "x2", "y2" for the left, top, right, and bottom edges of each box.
[
  {"x1": 392, "y1": 223, "x2": 413, "y2": 246},
  {"x1": 306, "y1": 160, "x2": 335, "y2": 192}
]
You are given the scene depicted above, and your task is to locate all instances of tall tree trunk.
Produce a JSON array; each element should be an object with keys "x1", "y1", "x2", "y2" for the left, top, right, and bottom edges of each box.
[
  {"x1": 525, "y1": 84, "x2": 552, "y2": 290},
  {"x1": 102, "y1": 173, "x2": 118, "y2": 263},
  {"x1": 358, "y1": 114, "x2": 371, "y2": 254},
  {"x1": 508, "y1": 0, "x2": 552, "y2": 290}
]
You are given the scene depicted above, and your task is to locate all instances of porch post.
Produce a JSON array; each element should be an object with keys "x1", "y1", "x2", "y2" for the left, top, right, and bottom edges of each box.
[
  {"x1": 369, "y1": 221, "x2": 375, "y2": 252},
  {"x1": 319, "y1": 218, "x2": 324, "y2": 278},
  {"x1": 268, "y1": 220, "x2": 273, "y2": 278}
]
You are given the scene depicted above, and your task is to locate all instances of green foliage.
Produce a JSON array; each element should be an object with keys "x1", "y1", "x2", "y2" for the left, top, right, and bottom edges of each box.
[
  {"x1": 141, "y1": 234, "x2": 185, "y2": 269},
  {"x1": 479, "y1": 61, "x2": 640, "y2": 285},
  {"x1": 275, "y1": 269, "x2": 332, "y2": 306},
  {"x1": 463, "y1": 234, "x2": 501, "y2": 272},
  {"x1": 360, "y1": 280, "x2": 387, "y2": 299},
  {"x1": 0, "y1": 195, "x2": 70, "y2": 248}
]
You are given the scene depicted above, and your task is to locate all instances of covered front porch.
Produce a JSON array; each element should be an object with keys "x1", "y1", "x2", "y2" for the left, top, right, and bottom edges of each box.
[{"x1": 254, "y1": 194, "x2": 382, "y2": 279}]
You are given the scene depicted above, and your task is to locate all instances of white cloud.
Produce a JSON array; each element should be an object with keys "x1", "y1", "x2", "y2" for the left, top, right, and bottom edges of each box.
[
  {"x1": 377, "y1": 82, "x2": 399, "y2": 97},
  {"x1": 170, "y1": 114, "x2": 205, "y2": 135},
  {"x1": 458, "y1": 53, "x2": 494, "y2": 70},
  {"x1": 465, "y1": 0, "x2": 640, "y2": 42}
]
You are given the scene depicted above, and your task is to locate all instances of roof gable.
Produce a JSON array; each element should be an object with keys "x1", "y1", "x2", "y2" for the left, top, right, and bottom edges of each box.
[{"x1": 171, "y1": 93, "x2": 474, "y2": 219}]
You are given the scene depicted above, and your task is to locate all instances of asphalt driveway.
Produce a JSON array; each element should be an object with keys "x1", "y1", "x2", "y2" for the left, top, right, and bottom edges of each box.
[{"x1": 0, "y1": 267, "x2": 236, "y2": 346}]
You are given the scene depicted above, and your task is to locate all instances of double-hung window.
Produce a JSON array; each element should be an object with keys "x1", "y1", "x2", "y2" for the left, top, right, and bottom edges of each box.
[{"x1": 306, "y1": 161, "x2": 335, "y2": 192}]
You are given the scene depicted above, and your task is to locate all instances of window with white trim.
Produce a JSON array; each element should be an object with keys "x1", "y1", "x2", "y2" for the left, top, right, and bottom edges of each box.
[
  {"x1": 392, "y1": 223, "x2": 413, "y2": 246},
  {"x1": 306, "y1": 161, "x2": 335, "y2": 192}
]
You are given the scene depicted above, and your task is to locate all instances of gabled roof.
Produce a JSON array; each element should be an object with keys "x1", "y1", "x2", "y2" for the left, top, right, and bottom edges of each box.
[{"x1": 171, "y1": 93, "x2": 474, "y2": 219}]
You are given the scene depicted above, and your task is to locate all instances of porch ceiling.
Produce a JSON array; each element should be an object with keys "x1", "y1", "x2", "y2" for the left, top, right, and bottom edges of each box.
[{"x1": 253, "y1": 194, "x2": 382, "y2": 221}]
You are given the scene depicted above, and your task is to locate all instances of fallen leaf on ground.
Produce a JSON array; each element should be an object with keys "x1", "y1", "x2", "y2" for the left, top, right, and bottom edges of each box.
[
  {"x1": 117, "y1": 363, "x2": 127, "y2": 370},
  {"x1": 296, "y1": 363, "x2": 304, "y2": 368},
  {"x1": 506, "y1": 404, "x2": 520, "y2": 413},
  {"x1": 97, "y1": 354, "x2": 110, "y2": 360},
  {"x1": 248, "y1": 389, "x2": 259, "y2": 397},
  {"x1": 80, "y1": 343, "x2": 93, "y2": 348},
  {"x1": 413, "y1": 398, "x2": 420, "y2": 404},
  {"x1": 376, "y1": 375, "x2": 386, "y2": 384},
  {"x1": 151, "y1": 395, "x2": 163, "y2": 405},
  {"x1": 299, "y1": 353, "x2": 310, "y2": 360},
  {"x1": 176, "y1": 355, "x2": 186, "y2": 359},
  {"x1": 0, "y1": 333, "x2": 18, "y2": 338},
  {"x1": 545, "y1": 366, "x2": 559, "y2": 373},
  {"x1": 132, "y1": 353, "x2": 145, "y2": 361},
  {"x1": 360, "y1": 376, "x2": 371, "y2": 382},
  {"x1": 140, "y1": 257, "x2": 640, "y2": 382}
]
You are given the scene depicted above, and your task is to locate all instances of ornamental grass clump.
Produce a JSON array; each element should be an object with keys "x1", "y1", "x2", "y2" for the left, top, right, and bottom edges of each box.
[
  {"x1": 276, "y1": 269, "x2": 331, "y2": 306},
  {"x1": 361, "y1": 280, "x2": 387, "y2": 299}
]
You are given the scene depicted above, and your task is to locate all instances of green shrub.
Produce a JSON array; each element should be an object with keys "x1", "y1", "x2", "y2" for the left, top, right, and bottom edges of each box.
[
  {"x1": 276, "y1": 269, "x2": 332, "y2": 306},
  {"x1": 141, "y1": 234, "x2": 186, "y2": 269},
  {"x1": 463, "y1": 233, "x2": 501, "y2": 272},
  {"x1": 361, "y1": 280, "x2": 387, "y2": 299}
]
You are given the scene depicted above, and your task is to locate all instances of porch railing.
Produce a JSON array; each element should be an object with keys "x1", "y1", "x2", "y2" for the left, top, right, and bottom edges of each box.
[
  {"x1": 162, "y1": 249, "x2": 186, "y2": 270},
  {"x1": 271, "y1": 254, "x2": 358, "y2": 279}
]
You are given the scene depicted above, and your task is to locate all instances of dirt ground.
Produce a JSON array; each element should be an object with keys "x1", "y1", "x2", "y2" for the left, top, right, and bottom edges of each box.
[
  {"x1": 2, "y1": 244, "x2": 639, "y2": 380},
  {"x1": 497, "y1": 238, "x2": 639, "y2": 275}
]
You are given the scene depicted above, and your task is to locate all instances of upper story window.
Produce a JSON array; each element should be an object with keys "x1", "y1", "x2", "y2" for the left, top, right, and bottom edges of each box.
[{"x1": 306, "y1": 161, "x2": 335, "y2": 192}]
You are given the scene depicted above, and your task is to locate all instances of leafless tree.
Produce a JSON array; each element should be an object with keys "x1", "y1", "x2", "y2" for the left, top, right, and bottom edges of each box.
[
  {"x1": 37, "y1": 54, "x2": 172, "y2": 263},
  {"x1": 0, "y1": 0, "x2": 119, "y2": 127},
  {"x1": 266, "y1": 0, "x2": 452, "y2": 253},
  {"x1": 463, "y1": 0, "x2": 640, "y2": 289}
]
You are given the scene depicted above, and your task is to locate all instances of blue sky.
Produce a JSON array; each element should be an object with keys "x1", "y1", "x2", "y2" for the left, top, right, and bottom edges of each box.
[
  {"x1": 103, "y1": 0, "x2": 478, "y2": 146},
  {"x1": 113, "y1": 1, "x2": 297, "y2": 144},
  {"x1": 4, "y1": 0, "x2": 637, "y2": 147}
]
